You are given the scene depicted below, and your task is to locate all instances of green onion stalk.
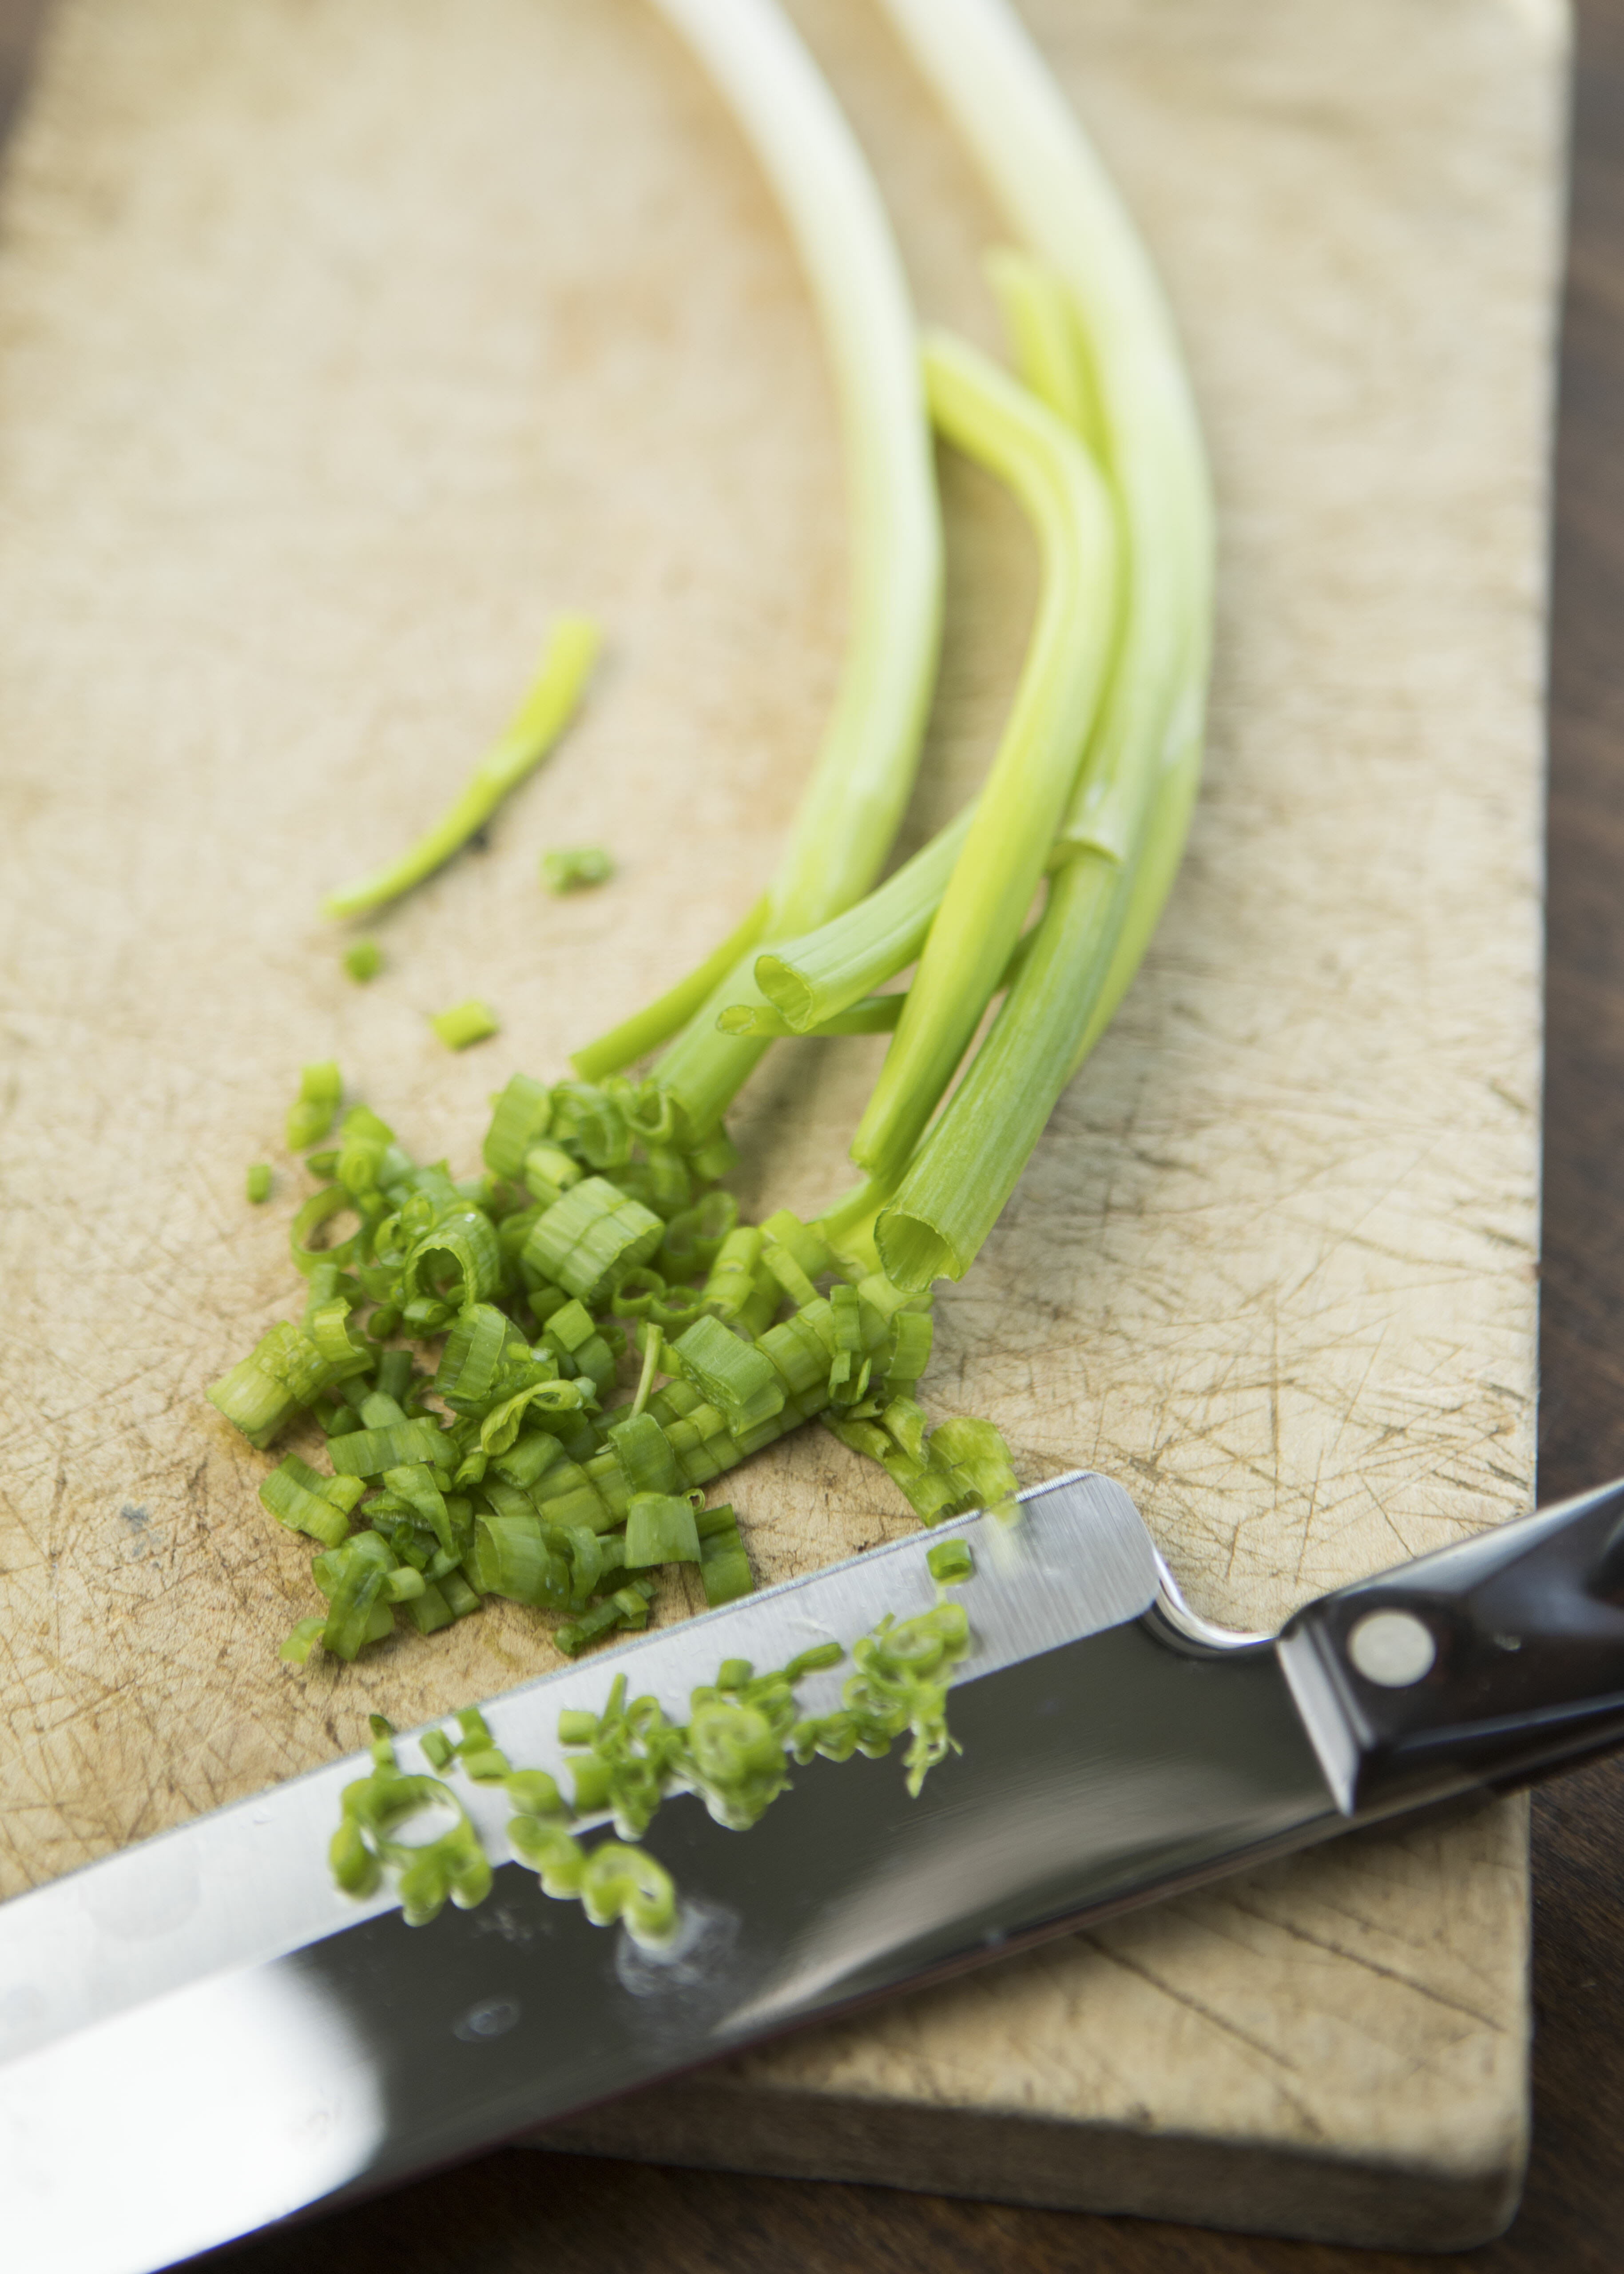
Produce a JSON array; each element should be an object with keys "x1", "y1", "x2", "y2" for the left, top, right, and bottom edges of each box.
[
  {"x1": 863, "y1": 0, "x2": 1215, "y2": 1289},
  {"x1": 576, "y1": 0, "x2": 1211, "y2": 1302},
  {"x1": 576, "y1": 0, "x2": 944, "y2": 1131}
]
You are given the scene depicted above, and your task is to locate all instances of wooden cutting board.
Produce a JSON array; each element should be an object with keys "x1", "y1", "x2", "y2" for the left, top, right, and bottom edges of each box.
[{"x1": 0, "y1": 0, "x2": 1564, "y2": 2250}]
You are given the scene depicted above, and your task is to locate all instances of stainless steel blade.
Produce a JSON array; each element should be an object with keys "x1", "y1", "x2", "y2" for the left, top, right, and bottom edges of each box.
[{"x1": 0, "y1": 1472, "x2": 1340, "y2": 2274}]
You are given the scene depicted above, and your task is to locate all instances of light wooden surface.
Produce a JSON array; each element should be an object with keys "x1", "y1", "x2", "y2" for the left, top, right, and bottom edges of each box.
[{"x1": 0, "y1": 0, "x2": 1563, "y2": 2251}]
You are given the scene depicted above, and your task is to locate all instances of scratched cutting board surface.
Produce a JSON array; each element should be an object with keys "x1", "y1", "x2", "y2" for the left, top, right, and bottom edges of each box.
[{"x1": 0, "y1": 0, "x2": 1563, "y2": 2251}]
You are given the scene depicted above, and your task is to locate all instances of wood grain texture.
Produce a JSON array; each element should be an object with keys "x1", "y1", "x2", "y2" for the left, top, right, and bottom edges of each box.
[{"x1": 0, "y1": 0, "x2": 1573, "y2": 2259}]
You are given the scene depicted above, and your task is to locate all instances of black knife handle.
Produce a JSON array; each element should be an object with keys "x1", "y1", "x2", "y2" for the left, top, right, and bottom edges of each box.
[{"x1": 1279, "y1": 1478, "x2": 1624, "y2": 1814}]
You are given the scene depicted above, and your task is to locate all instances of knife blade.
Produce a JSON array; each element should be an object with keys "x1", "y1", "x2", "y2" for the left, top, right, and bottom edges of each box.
[{"x1": 5, "y1": 1464, "x2": 1624, "y2": 2274}]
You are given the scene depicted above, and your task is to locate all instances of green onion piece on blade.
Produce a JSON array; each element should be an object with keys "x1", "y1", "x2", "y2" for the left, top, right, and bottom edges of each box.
[
  {"x1": 322, "y1": 614, "x2": 600, "y2": 920},
  {"x1": 430, "y1": 1000, "x2": 500, "y2": 1051},
  {"x1": 926, "y1": 1538, "x2": 975, "y2": 1586},
  {"x1": 543, "y1": 847, "x2": 614, "y2": 895},
  {"x1": 330, "y1": 1719, "x2": 492, "y2": 1925}
]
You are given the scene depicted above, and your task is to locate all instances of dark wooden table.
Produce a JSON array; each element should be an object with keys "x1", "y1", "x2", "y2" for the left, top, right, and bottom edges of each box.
[{"x1": 5, "y1": 3, "x2": 1623, "y2": 2266}]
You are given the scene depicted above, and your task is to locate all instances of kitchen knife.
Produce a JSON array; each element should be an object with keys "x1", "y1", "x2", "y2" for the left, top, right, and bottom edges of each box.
[{"x1": 4, "y1": 1464, "x2": 1624, "y2": 2274}]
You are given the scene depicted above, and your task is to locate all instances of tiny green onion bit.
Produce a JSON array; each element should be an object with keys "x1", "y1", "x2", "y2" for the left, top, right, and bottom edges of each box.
[
  {"x1": 343, "y1": 938, "x2": 383, "y2": 982},
  {"x1": 543, "y1": 847, "x2": 614, "y2": 895},
  {"x1": 246, "y1": 1163, "x2": 272, "y2": 1204},
  {"x1": 926, "y1": 1538, "x2": 975, "y2": 1585},
  {"x1": 286, "y1": 1061, "x2": 342, "y2": 1153},
  {"x1": 430, "y1": 1000, "x2": 500, "y2": 1051}
]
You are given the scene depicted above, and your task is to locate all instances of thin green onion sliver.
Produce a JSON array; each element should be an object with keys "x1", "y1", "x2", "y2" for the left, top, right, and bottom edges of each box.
[
  {"x1": 851, "y1": 332, "x2": 1117, "y2": 1182},
  {"x1": 322, "y1": 614, "x2": 600, "y2": 920}
]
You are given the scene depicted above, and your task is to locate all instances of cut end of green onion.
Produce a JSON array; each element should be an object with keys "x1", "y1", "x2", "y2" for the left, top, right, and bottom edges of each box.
[
  {"x1": 874, "y1": 1203, "x2": 958, "y2": 1293},
  {"x1": 246, "y1": 1163, "x2": 272, "y2": 1204},
  {"x1": 430, "y1": 1000, "x2": 500, "y2": 1051},
  {"x1": 543, "y1": 847, "x2": 614, "y2": 895},
  {"x1": 344, "y1": 938, "x2": 383, "y2": 982},
  {"x1": 752, "y1": 952, "x2": 818, "y2": 1031}
]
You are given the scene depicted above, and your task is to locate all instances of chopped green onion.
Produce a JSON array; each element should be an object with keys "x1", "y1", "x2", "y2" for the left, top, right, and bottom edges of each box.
[
  {"x1": 343, "y1": 938, "x2": 383, "y2": 983},
  {"x1": 313, "y1": 1531, "x2": 398, "y2": 1663},
  {"x1": 404, "y1": 1206, "x2": 503, "y2": 1309},
  {"x1": 473, "y1": 1514, "x2": 570, "y2": 1606},
  {"x1": 701, "y1": 1225, "x2": 764, "y2": 1324},
  {"x1": 433, "y1": 1302, "x2": 512, "y2": 1402},
  {"x1": 482, "y1": 1073, "x2": 553, "y2": 1179},
  {"x1": 624, "y1": 1491, "x2": 702, "y2": 1567},
  {"x1": 323, "y1": 615, "x2": 600, "y2": 920},
  {"x1": 246, "y1": 1163, "x2": 272, "y2": 1204},
  {"x1": 608, "y1": 1411, "x2": 680, "y2": 1498},
  {"x1": 698, "y1": 1509, "x2": 754, "y2": 1607},
  {"x1": 522, "y1": 1176, "x2": 664, "y2": 1306},
  {"x1": 328, "y1": 1416, "x2": 449, "y2": 1478},
  {"x1": 576, "y1": 1841, "x2": 676, "y2": 1946},
  {"x1": 685, "y1": 1694, "x2": 788, "y2": 1827},
  {"x1": 506, "y1": 1767, "x2": 566, "y2": 1818},
  {"x1": 259, "y1": 1458, "x2": 353, "y2": 1550},
  {"x1": 671, "y1": 1314, "x2": 785, "y2": 1437},
  {"x1": 926, "y1": 1538, "x2": 975, "y2": 1585},
  {"x1": 430, "y1": 1000, "x2": 500, "y2": 1051},
  {"x1": 286, "y1": 1061, "x2": 343, "y2": 1153},
  {"x1": 280, "y1": 1617, "x2": 326, "y2": 1665},
  {"x1": 555, "y1": 1586, "x2": 652, "y2": 1656},
  {"x1": 542, "y1": 847, "x2": 614, "y2": 894},
  {"x1": 330, "y1": 1719, "x2": 491, "y2": 1924},
  {"x1": 207, "y1": 1320, "x2": 334, "y2": 1448}
]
